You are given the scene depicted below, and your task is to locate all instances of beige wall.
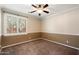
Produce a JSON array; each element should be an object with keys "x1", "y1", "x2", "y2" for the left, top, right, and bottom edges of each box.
[
  {"x1": 0, "y1": 8, "x2": 1, "y2": 49},
  {"x1": 0, "y1": 8, "x2": 1, "y2": 36},
  {"x1": 27, "y1": 17, "x2": 41, "y2": 33},
  {"x1": 42, "y1": 7, "x2": 79, "y2": 35},
  {"x1": 3, "y1": 13, "x2": 41, "y2": 36},
  {"x1": 1, "y1": 10, "x2": 41, "y2": 47},
  {"x1": 1, "y1": 16, "x2": 41, "y2": 47},
  {"x1": 41, "y1": 7, "x2": 79, "y2": 49}
]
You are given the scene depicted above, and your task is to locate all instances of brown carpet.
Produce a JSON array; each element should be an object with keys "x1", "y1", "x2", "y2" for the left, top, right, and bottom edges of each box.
[{"x1": 1, "y1": 39, "x2": 79, "y2": 55}]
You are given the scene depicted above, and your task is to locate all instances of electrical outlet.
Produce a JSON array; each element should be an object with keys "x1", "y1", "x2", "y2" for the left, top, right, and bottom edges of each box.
[{"x1": 66, "y1": 40, "x2": 69, "y2": 44}]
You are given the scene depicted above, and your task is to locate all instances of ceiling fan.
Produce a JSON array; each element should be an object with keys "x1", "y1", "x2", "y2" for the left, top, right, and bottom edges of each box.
[{"x1": 29, "y1": 4, "x2": 49, "y2": 16}]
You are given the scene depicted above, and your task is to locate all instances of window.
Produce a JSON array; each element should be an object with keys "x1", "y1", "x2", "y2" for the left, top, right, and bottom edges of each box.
[
  {"x1": 18, "y1": 18, "x2": 26, "y2": 33},
  {"x1": 3, "y1": 13, "x2": 27, "y2": 36},
  {"x1": 7, "y1": 15, "x2": 17, "y2": 33}
]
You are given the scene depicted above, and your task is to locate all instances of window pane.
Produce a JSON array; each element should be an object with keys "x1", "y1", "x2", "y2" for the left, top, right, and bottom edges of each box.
[
  {"x1": 7, "y1": 16, "x2": 17, "y2": 33},
  {"x1": 18, "y1": 18, "x2": 26, "y2": 33}
]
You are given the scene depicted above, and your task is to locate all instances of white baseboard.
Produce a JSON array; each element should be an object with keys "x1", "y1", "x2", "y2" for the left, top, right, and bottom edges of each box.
[
  {"x1": 42, "y1": 38, "x2": 79, "y2": 50},
  {"x1": 2, "y1": 38, "x2": 41, "y2": 49},
  {"x1": 1, "y1": 38, "x2": 79, "y2": 51}
]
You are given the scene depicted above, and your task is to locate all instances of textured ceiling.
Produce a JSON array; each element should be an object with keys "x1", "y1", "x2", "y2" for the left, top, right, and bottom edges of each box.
[{"x1": 0, "y1": 4, "x2": 79, "y2": 18}]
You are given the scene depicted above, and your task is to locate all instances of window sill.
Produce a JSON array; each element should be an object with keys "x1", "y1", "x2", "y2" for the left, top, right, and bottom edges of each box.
[{"x1": 3, "y1": 33, "x2": 28, "y2": 36}]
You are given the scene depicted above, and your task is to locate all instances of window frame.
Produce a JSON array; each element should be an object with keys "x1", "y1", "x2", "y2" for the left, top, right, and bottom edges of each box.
[{"x1": 3, "y1": 13, "x2": 27, "y2": 36}]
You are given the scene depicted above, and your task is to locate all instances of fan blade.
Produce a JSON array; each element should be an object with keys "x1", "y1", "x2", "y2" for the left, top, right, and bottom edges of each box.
[
  {"x1": 38, "y1": 13, "x2": 41, "y2": 16},
  {"x1": 29, "y1": 10, "x2": 36, "y2": 13},
  {"x1": 32, "y1": 4, "x2": 37, "y2": 8},
  {"x1": 43, "y1": 4, "x2": 48, "y2": 8},
  {"x1": 43, "y1": 10, "x2": 49, "y2": 13}
]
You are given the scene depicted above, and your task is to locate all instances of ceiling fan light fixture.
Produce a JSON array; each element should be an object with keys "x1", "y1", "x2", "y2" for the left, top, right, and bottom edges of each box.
[
  {"x1": 37, "y1": 9, "x2": 43, "y2": 13},
  {"x1": 29, "y1": 4, "x2": 50, "y2": 16}
]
